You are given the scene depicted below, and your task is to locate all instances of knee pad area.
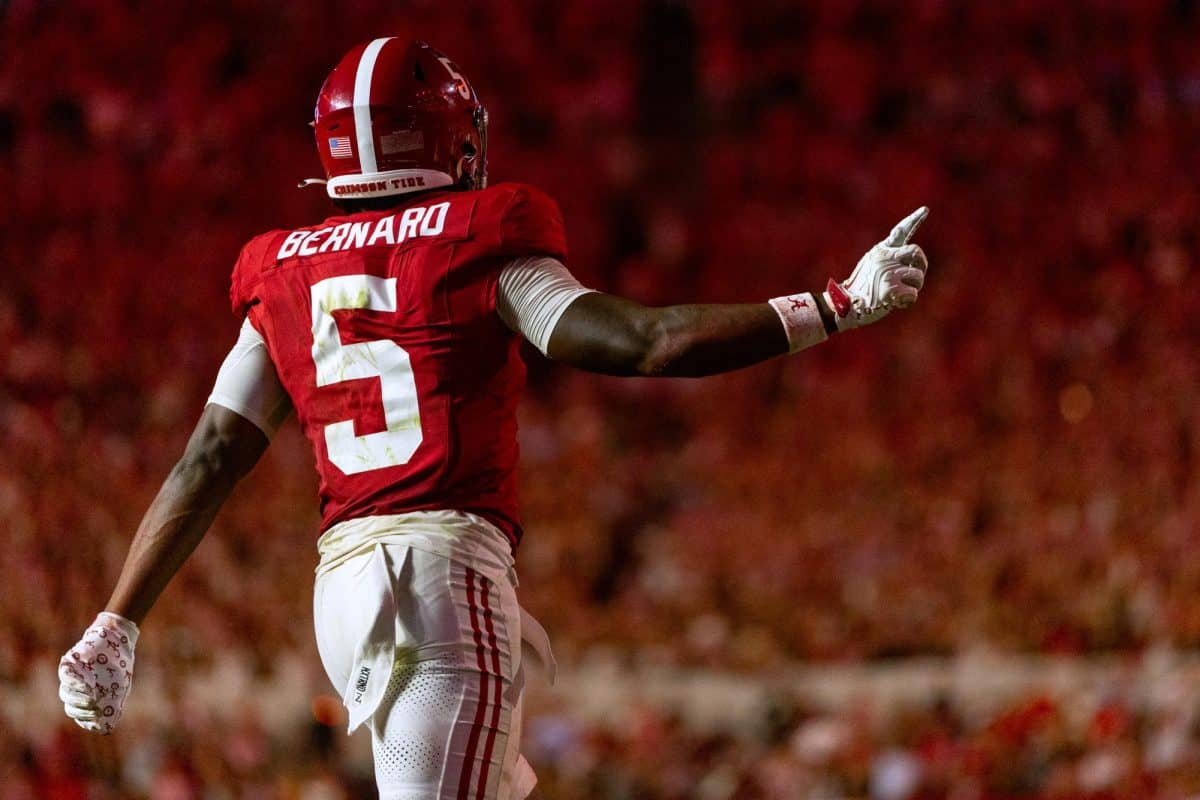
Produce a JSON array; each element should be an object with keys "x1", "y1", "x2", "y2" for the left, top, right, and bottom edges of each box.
[{"x1": 372, "y1": 658, "x2": 467, "y2": 787}]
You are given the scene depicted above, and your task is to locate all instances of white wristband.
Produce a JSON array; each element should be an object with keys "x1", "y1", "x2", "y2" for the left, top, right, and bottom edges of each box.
[{"x1": 768, "y1": 293, "x2": 829, "y2": 353}]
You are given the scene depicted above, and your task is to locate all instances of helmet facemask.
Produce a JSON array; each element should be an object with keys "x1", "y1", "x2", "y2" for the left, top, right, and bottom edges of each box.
[{"x1": 468, "y1": 106, "x2": 488, "y2": 190}]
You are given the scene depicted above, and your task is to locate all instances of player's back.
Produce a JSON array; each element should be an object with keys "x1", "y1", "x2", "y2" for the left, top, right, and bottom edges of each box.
[{"x1": 229, "y1": 182, "x2": 568, "y2": 545}]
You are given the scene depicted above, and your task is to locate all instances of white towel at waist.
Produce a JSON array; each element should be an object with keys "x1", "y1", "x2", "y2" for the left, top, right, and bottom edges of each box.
[{"x1": 317, "y1": 509, "x2": 516, "y2": 584}]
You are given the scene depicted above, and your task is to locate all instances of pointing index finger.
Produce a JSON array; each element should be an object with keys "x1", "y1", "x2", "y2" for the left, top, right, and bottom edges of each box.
[{"x1": 884, "y1": 206, "x2": 930, "y2": 246}]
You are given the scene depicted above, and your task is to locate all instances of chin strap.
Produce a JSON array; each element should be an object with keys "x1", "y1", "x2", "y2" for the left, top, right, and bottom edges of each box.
[{"x1": 298, "y1": 178, "x2": 328, "y2": 189}]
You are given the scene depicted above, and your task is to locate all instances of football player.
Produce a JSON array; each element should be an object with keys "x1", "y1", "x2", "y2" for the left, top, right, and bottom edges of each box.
[{"x1": 59, "y1": 38, "x2": 929, "y2": 800}]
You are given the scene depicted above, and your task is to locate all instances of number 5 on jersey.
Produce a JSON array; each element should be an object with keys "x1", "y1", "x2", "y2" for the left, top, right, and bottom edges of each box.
[{"x1": 311, "y1": 275, "x2": 422, "y2": 474}]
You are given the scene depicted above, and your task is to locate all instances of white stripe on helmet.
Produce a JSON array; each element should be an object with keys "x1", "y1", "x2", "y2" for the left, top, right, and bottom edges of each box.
[{"x1": 353, "y1": 37, "x2": 393, "y2": 174}]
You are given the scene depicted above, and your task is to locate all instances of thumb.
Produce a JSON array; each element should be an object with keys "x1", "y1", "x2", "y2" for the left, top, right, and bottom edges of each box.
[{"x1": 884, "y1": 206, "x2": 930, "y2": 247}]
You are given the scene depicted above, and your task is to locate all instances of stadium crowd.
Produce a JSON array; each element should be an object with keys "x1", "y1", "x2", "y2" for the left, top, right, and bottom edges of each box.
[{"x1": 4, "y1": 0, "x2": 1200, "y2": 796}]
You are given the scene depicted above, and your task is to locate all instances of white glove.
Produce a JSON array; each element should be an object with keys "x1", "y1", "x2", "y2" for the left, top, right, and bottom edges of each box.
[
  {"x1": 58, "y1": 612, "x2": 139, "y2": 734},
  {"x1": 824, "y1": 206, "x2": 930, "y2": 331}
]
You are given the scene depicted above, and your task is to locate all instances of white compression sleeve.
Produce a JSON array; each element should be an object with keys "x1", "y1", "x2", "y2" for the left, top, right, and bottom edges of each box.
[
  {"x1": 206, "y1": 319, "x2": 292, "y2": 437},
  {"x1": 496, "y1": 257, "x2": 595, "y2": 355}
]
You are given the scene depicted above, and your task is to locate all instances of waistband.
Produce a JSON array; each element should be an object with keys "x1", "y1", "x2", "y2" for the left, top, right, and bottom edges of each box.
[{"x1": 316, "y1": 510, "x2": 517, "y2": 585}]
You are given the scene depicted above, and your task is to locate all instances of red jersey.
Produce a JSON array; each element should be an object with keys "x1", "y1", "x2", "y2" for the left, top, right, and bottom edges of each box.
[{"x1": 229, "y1": 182, "x2": 568, "y2": 546}]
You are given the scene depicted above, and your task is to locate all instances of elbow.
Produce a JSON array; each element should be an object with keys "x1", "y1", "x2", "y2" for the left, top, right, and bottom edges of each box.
[
  {"x1": 632, "y1": 317, "x2": 693, "y2": 377},
  {"x1": 171, "y1": 445, "x2": 231, "y2": 490},
  {"x1": 172, "y1": 427, "x2": 257, "y2": 489}
]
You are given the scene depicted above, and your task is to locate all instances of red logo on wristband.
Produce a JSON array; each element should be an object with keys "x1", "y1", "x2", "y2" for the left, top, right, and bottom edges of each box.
[{"x1": 789, "y1": 297, "x2": 809, "y2": 310}]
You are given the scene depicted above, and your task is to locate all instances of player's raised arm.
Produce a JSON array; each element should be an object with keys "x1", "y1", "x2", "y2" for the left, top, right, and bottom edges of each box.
[
  {"x1": 514, "y1": 207, "x2": 930, "y2": 377},
  {"x1": 59, "y1": 321, "x2": 289, "y2": 734},
  {"x1": 548, "y1": 293, "x2": 790, "y2": 377}
]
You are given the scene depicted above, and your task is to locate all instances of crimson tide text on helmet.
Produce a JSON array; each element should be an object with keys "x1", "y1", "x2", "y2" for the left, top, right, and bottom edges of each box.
[{"x1": 303, "y1": 38, "x2": 487, "y2": 201}]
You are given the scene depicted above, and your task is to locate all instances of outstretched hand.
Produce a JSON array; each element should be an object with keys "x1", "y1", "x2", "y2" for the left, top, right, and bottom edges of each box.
[{"x1": 825, "y1": 207, "x2": 930, "y2": 329}]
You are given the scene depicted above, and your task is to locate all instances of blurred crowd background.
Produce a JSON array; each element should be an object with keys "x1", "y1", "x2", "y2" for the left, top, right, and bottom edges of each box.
[{"x1": 4, "y1": 0, "x2": 1200, "y2": 797}]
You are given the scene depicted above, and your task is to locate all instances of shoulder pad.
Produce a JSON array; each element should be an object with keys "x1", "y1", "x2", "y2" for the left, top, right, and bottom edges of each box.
[
  {"x1": 229, "y1": 230, "x2": 288, "y2": 318},
  {"x1": 478, "y1": 182, "x2": 568, "y2": 262}
]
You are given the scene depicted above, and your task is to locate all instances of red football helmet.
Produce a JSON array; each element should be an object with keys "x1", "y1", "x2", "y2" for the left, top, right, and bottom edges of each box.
[{"x1": 304, "y1": 38, "x2": 487, "y2": 201}]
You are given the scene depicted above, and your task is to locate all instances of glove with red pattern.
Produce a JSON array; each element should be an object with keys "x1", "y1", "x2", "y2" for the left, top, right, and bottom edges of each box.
[{"x1": 58, "y1": 612, "x2": 139, "y2": 734}]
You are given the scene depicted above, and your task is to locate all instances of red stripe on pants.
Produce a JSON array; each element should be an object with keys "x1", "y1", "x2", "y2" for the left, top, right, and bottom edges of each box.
[
  {"x1": 458, "y1": 568, "x2": 491, "y2": 800},
  {"x1": 476, "y1": 576, "x2": 504, "y2": 800}
]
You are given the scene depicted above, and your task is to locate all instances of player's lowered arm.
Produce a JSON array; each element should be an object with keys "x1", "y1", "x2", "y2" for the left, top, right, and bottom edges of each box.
[
  {"x1": 547, "y1": 208, "x2": 930, "y2": 378},
  {"x1": 104, "y1": 403, "x2": 269, "y2": 624},
  {"x1": 60, "y1": 404, "x2": 267, "y2": 734}
]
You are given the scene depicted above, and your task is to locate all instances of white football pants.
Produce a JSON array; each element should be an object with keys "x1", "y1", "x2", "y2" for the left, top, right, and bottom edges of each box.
[{"x1": 314, "y1": 543, "x2": 538, "y2": 800}]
